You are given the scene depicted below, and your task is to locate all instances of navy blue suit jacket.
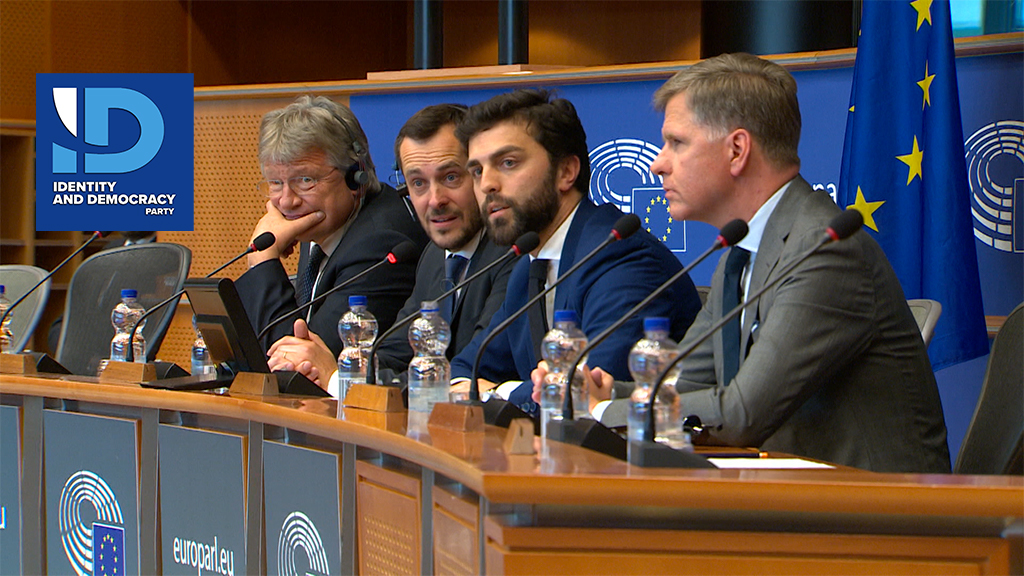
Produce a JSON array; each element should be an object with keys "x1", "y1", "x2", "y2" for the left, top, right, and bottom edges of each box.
[{"x1": 450, "y1": 200, "x2": 702, "y2": 414}]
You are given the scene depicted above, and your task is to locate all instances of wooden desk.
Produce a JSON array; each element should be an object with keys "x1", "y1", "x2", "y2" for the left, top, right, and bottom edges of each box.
[{"x1": 1, "y1": 373, "x2": 1021, "y2": 575}]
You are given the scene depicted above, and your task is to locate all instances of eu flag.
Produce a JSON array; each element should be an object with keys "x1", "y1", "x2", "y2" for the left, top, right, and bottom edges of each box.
[
  {"x1": 92, "y1": 522, "x2": 125, "y2": 576},
  {"x1": 839, "y1": 0, "x2": 988, "y2": 370},
  {"x1": 632, "y1": 187, "x2": 687, "y2": 252}
]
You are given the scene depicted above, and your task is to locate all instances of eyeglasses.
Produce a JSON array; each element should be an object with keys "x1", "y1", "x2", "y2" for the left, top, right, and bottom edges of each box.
[{"x1": 257, "y1": 167, "x2": 338, "y2": 197}]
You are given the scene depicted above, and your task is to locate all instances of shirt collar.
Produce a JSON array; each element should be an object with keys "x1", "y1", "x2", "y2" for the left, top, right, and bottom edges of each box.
[
  {"x1": 534, "y1": 201, "x2": 581, "y2": 263},
  {"x1": 445, "y1": 229, "x2": 483, "y2": 261},
  {"x1": 735, "y1": 179, "x2": 793, "y2": 257}
]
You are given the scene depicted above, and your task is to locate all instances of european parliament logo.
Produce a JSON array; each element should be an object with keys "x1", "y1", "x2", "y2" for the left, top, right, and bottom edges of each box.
[
  {"x1": 35, "y1": 73, "x2": 194, "y2": 232},
  {"x1": 966, "y1": 120, "x2": 1023, "y2": 253},
  {"x1": 588, "y1": 138, "x2": 686, "y2": 252},
  {"x1": 277, "y1": 511, "x2": 330, "y2": 576},
  {"x1": 58, "y1": 470, "x2": 124, "y2": 576}
]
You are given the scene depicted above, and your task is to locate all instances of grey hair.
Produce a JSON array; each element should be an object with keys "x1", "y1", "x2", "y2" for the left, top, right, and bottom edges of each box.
[
  {"x1": 258, "y1": 95, "x2": 380, "y2": 192},
  {"x1": 654, "y1": 53, "x2": 801, "y2": 169}
]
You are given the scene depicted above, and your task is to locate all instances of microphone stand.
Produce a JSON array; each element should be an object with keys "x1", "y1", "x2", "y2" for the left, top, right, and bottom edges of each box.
[
  {"x1": 546, "y1": 220, "x2": 748, "y2": 460},
  {"x1": 467, "y1": 216, "x2": 640, "y2": 427},
  {"x1": 630, "y1": 211, "x2": 863, "y2": 468}
]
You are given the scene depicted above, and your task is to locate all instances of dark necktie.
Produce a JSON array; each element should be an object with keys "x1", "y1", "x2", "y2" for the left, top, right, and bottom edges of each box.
[
  {"x1": 721, "y1": 247, "x2": 750, "y2": 386},
  {"x1": 442, "y1": 254, "x2": 468, "y2": 323},
  {"x1": 528, "y1": 258, "x2": 551, "y2": 362},
  {"x1": 296, "y1": 244, "x2": 326, "y2": 307}
]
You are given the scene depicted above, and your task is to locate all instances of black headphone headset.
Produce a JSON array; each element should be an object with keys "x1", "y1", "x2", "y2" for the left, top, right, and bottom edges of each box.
[
  {"x1": 344, "y1": 140, "x2": 370, "y2": 192},
  {"x1": 334, "y1": 111, "x2": 370, "y2": 192}
]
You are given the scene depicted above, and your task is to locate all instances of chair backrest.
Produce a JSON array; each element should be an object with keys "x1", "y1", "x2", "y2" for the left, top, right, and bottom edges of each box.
[
  {"x1": 0, "y1": 265, "x2": 51, "y2": 352},
  {"x1": 907, "y1": 299, "x2": 942, "y2": 347},
  {"x1": 954, "y1": 303, "x2": 1024, "y2": 475},
  {"x1": 56, "y1": 243, "x2": 191, "y2": 376}
]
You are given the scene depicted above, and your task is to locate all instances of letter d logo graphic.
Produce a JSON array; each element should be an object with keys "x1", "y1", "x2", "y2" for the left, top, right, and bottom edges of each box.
[
  {"x1": 36, "y1": 73, "x2": 194, "y2": 232},
  {"x1": 51, "y1": 87, "x2": 165, "y2": 174}
]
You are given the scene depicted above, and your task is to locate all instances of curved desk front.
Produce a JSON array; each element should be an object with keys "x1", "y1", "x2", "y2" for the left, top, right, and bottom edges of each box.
[{"x1": 1, "y1": 373, "x2": 1021, "y2": 575}]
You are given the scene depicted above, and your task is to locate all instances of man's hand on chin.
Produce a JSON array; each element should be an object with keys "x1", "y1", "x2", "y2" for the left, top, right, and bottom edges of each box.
[{"x1": 247, "y1": 201, "x2": 325, "y2": 267}]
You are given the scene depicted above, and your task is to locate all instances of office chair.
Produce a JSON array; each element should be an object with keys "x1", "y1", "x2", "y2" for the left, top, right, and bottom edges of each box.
[
  {"x1": 907, "y1": 299, "x2": 942, "y2": 348},
  {"x1": 55, "y1": 243, "x2": 191, "y2": 376},
  {"x1": 0, "y1": 265, "x2": 50, "y2": 352},
  {"x1": 954, "y1": 302, "x2": 1023, "y2": 475}
]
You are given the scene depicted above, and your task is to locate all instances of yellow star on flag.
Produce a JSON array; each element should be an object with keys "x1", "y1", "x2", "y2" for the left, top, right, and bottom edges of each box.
[
  {"x1": 917, "y1": 61, "x2": 935, "y2": 109},
  {"x1": 911, "y1": 0, "x2": 932, "y2": 30},
  {"x1": 897, "y1": 135, "x2": 924, "y2": 185},
  {"x1": 848, "y1": 187, "x2": 886, "y2": 232}
]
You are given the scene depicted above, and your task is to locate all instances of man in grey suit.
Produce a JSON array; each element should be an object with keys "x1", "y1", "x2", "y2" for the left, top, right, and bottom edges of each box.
[
  {"x1": 267, "y1": 104, "x2": 519, "y2": 393},
  {"x1": 535, "y1": 53, "x2": 951, "y2": 473}
]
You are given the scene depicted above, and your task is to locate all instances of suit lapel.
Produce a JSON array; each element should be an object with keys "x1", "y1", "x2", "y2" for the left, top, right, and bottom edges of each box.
[
  {"x1": 553, "y1": 200, "x2": 594, "y2": 311},
  {"x1": 741, "y1": 177, "x2": 809, "y2": 354}
]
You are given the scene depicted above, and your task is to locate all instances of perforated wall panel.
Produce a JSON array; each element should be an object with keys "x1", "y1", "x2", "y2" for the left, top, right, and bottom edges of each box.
[{"x1": 0, "y1": 1, "x2": 49, "y2": 120}]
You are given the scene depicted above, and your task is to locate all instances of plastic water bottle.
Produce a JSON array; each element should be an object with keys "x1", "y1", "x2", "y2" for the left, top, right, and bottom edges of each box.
[
  {"x1": 0, "y1": 285, "x2": 13, "y2": 353},
  {"x1": 336, "y1": 295, "x2": 377, "y2": 400},
  {"x1": 627, "y1": 317, "x2": 688, "y2": 448},
  {"x1": 406, "y1": 301, "x2": 451, "y2": 413},
  {"x1": 109, "y1": 289, "x2": 146, "y2": 363},
  {"x1": 190, "y1": 315, "x2": 216, "y2": 376},
  {"x1": 540, "y1": 310, "x2": 589, "y2": 438}
]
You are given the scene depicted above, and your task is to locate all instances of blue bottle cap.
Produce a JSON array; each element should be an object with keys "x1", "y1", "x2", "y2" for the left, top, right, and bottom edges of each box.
[
  {"x1": 420, "y1": 300, "x2": 439, "y2": 313},
  {"x1": 348, "y1": 295, "x2": 367, "y2": 307},
  {"x1": 644, "y1": 317, "x2": 669, "y2": 333},
  {"x1": 553, "y1": 309, "x2": 579, "y2": 325},
  {"x1": 121, "y1": 289, "x2": 138, "y2": 298},
  {"x1": 0, "y1": 285, "x2": 5, "y2": 294}
]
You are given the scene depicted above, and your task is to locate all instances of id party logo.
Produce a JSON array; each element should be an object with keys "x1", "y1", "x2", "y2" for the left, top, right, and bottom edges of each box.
[{"x1": 36, "y1": 73, "x2": 194, "y2": 231}]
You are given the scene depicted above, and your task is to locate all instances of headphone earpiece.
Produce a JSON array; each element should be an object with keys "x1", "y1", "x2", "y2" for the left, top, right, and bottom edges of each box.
[{"x1": 345, "y1": 163, "x2": 369, "y2": 191}]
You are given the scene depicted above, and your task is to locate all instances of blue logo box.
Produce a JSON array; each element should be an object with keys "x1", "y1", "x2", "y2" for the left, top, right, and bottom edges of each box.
[{"x1": 36, "y1": 73, "x2": 194, "y2": 231}]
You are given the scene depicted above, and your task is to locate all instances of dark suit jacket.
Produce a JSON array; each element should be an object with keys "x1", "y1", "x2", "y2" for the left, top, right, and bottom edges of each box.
[
  {"x1": 601, "y1": 177, "x2": 951, "y2": 473},
  {"x1": 373, "y1": 233, "x2": 520, "y2": 372},
  {"x1": 236, "y1": 184, "x2": 429, "y2": 355},
  {"x1": 451, "y1": 200, "x2": 703, "y2": 415}
]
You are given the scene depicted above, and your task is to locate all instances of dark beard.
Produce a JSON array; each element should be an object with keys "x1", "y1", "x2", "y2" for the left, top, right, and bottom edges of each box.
[{"x1": 485, "y1": 170, "x2": 560, "y2": 245}]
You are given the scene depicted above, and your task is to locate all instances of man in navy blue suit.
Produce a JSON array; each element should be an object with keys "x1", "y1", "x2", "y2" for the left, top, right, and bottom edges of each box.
[{"x1": 449, "y1": 89, "x2": 702, "y2": 415}]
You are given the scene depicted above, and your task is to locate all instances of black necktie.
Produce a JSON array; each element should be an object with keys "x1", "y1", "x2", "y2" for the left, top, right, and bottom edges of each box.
[
  {"x1": 297, "y1": 244, "x2": 326, "y2": 307},
  {"x1": 442, "y1": 254, "x2": 468, "y2": 323},
  {"x1": 528, "y1": 258, "x2": 550, "y2": 362},
  {"x1": 721, "y1": 247, "x2": 750, "y2": 386}
]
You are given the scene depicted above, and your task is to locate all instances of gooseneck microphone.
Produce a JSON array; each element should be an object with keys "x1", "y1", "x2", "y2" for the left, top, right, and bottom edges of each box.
[
  {"x1": 255, "y1": 240, "x2": 420, "y2": 341},
  {"x1": 365, "y1": 231, "x2": 539, "y2": 385},
  {"x1": 0, "y1": 231, "x2": 113, "y2": 334},
  {"x1": 643, "y1": 209, "x2": 865, "y2": 447},
  {"x1": 560, "y1": 218, "x2": 749, "y2": 419},
  {"x1": 125, "y1": 232, "x2": 277, "y2": 362},
  {"x1": 466, "y1": 214, "x2": 641, "y2": 426}
]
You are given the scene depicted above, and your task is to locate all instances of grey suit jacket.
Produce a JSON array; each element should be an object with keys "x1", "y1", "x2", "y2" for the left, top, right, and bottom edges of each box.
[{"x1": 603, "y1": 177, "x2": 951, "y2": 473}]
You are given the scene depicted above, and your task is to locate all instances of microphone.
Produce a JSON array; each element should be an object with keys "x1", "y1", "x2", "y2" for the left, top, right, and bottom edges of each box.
[
  {"x1": 125, "y1": 232, "x2": 278, "y2": 362},
  {"x1": 0, "y1": 231, "x2": 113, "y2": 336},
  {"x1": 633, "y1": 209, "x2": 864, "y2": 467},
  {"x1": 467, "y1": 214, "x2": 641, "y2": 427},
  {"x1": 365, "y1": 232, "x2": 539, "y2": 385},
  {"x1": 255, "y1": 240, "x2": 420, "y2": 341},
  {"x1": 546, "y1": 219, "x2": 747, "y2": 460}
]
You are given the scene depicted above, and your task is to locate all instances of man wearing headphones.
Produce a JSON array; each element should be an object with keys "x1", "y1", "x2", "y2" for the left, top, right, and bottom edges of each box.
[{"x1": 236, "y1": 96, "x2": 429, "y2": 356}]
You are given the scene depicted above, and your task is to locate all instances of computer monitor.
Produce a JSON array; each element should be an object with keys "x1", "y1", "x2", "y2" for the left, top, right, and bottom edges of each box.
[{"x1": 142, "y1": 277, "x2": 327, "y2": 396}]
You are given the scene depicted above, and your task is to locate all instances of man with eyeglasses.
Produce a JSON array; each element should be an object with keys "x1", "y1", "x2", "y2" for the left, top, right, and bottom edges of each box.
[{"x1": 235, "y1": 95, "x2": 428, "y2": 356}]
